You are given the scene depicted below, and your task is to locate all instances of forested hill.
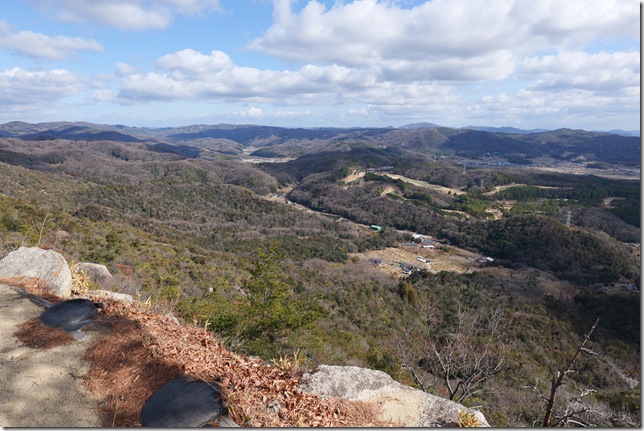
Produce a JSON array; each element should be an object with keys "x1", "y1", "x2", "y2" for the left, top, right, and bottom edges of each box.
[
  {"x1": 0, "y1": 121, "x2": 639, "y2": 427},
  {"x1": 0, "y1": 121, "x2": 640, "y2": 166}
]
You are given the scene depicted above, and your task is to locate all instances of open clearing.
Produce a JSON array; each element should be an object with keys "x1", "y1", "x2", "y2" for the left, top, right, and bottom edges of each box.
[
  {"x1": 263, "y1": 186, "x2": 488, "y2": 278},
  {"x1": 531, "y1": 165, "x2": 640, "y2": 180},
  {"x1": 341, "y1": 171, "x2": 465, "y2": 196},
  {"x1": 351, "y1": 242, "x2": 487, "y2": 279}
]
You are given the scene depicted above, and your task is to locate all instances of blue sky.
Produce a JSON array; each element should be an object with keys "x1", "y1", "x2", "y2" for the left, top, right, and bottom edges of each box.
[{"x1": 0, "y1": 0, "x2": 639, "y2": 130}]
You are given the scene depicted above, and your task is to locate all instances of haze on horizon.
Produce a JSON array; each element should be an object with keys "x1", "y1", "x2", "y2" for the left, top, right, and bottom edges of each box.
[{"x1": 0, "y1": 0, "x2": 639, "y2": 131}]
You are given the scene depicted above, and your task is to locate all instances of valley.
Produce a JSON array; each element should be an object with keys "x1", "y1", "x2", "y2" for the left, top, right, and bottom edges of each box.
[
  {"x1": 0, "y1": 121, "x2": 639, "y2": 427},
  {"x1": 264, "y1": 180, "x2": 488, "y2": 277}
]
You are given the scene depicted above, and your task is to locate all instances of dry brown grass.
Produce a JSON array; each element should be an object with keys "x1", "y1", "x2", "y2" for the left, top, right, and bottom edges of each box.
[{"x1": 458, "y1": 410, "x2": 483, "y2": 427}]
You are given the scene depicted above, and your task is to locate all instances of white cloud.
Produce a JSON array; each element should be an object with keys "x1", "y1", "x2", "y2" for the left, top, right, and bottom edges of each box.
[
  {"x1": 8, "y1": 0, "x2": 635, "y2": 129},
  {"x1": 28, "y1": 0, "x2": 222, "y2": 31},
  {"x1": 521, "y1": 51, "x2": 640, "y2": 93},
  {"x1": 237, "y1": 106, "x2": 313, "y2": 122},
  {"x1": 119, "y1": 49, "x2": 462, "y2": 113},
  {"x1": 248, "y1": 0, "x2": 638, "y2": 83},
  {"x1": 0, "y1": 67, "x2": 86, "y2": 105},
  {"x1": 90, "y1": 88, "x2": 119, "y2": 103},
  {"x1": 0, "y1": 20, "x2": 102, "y2": 60},
  {"x1": 466, "y1": 83, "x2": 640, "y2": 130},
  {"x1": 118, "y1": 49, "x2": 388, "y2": 102},
  {"x1": 274, "y1": 109, "x2": 311, "y2": 118},
  {"x1": 236, "y1": 106, "x2": 266, "y2": 118},
  {"x1": 115, "y1": 62, "x2": 140, "y2": 76},
  {"x1": 156, "y1": 49, "x2": 235, "y2": 75}
]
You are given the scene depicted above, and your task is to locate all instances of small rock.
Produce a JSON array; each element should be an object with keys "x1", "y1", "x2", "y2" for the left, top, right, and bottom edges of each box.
[
  {"x1": 267, "y1": 400, "x2": 280, "y2": 414},
  {"x1": 77, "y1": 262, "x2": 113, "y2": 284},
  {"x1": 88, "y1": 290, "x2": 134, "y2": 304}
]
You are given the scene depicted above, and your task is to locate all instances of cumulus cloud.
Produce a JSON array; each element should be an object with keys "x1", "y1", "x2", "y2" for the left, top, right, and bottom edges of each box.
[
  {"x1": 156, "y1": 49, "x2": 235, "y2": 75},
  {"x1": 248, "y1": 0, "x2": 638, "y2": 83},
  {"x1": 115, "y1": 62, "x2": 140, "y2": 76},
  {"x1": 237, "y1": 106, "x2": 314, "y2": 123},
  {"x1": 241, "y1": 106, "x2": 264, "y2": 117},
  {"x1": 0, "y1": 67, "x2": 86, "y2": 105},
  {"x1": 0, "y1": 20, "x2": 102, "y2": 60},
  {"x1": 465, "y1": 76, "x2": 640, "y2": 131},
  {"x1": 116, "y1": 53, "x2": 467, "y2": 125},
  {"x1": 118, "y1": 48, "x2": 387, "y2": 102},
  {"x1": 90, "y1": 88, "x2": 119, "y2": 103},
  {"x1": 10, "y1": 0, "x2": 635, "y2": 129},
  {"x1": 28, "y1": 0, "x2": 222, "y2": 31},
  {"x1": 521, "y1": 51, "x2": 640, "y2": 93}
]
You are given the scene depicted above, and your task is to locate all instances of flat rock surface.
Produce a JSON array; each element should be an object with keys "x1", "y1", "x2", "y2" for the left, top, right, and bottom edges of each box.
[{"x1": 0, "y1": 283, "x2": 103, "y2": 427}]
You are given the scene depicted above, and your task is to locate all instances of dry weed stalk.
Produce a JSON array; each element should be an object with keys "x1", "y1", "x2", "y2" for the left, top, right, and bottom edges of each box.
[
  {"x1": 458, "y1": 409, "x2": 483, "y2": 427},
  {"x1": 69, "y1": 261, "x2": 94, "y2": 295},
  {"x1": 270, "y1": 348, "x2": 303, "y2": 376}
]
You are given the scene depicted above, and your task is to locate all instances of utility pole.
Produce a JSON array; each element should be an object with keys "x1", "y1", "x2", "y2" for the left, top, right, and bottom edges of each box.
[{"x1": 564, "y1": 210, "x2": 572, "y2": 226}]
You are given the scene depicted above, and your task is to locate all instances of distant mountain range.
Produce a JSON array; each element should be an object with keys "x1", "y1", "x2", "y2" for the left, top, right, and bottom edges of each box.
[
  {"x1": 0, "y1": 120, "x2": 640, "y2": 167},
  {"x1": 400, "y1": 122, "x2": 639, "y2": 137}
]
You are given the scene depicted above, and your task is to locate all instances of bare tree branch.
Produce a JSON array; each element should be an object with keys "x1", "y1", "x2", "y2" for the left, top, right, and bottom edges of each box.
[
  {"x1": 580, "y1": 347, "x2": 639, "y2": 389},
  {"x1": 423, "y1": 302, "x2": 508, "y2": 402},
  {"x1": 542, "y1": 318, "x2": 599, "y2": 427}
]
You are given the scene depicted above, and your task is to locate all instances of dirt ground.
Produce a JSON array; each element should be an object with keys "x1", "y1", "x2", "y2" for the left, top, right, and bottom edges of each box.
[
  {"x1": 0, "y1": 282, "x2": 104, "y2": 427},
  {"x1": 531, "y1": 165, "x2": 640, "y2": 180},
  {"x1": 342, "y1": 170, "x2": 466, "y2": 196},
  {"x1": 352, "y1": 243, "x2": 487, "y2": 279}
]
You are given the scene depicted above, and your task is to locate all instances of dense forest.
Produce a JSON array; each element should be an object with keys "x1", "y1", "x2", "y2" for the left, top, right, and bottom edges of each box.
[{"x1": 0, "y1": 127, "x2": 639, "y2": 427}]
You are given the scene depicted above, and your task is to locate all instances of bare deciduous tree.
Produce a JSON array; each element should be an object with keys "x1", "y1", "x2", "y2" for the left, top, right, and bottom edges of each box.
[
  {"x1": 526, "y1": 318, "x2": 639, "y2": 427},
  {"x1": 400, "y1": 300, "x2": 508, "y2": 404}
]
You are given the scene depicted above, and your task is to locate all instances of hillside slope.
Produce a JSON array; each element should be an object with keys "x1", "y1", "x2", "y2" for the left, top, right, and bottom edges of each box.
[{"x1": 1, "y1": 277, "x2": 490, "y2": 427}]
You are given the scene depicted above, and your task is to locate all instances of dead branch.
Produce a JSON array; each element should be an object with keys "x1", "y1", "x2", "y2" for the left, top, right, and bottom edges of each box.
[
  {"x1": 542, "y1": 318, "x2": 599, "y2": 427},
  {"x1": 579, "y1": 347, "x2": 639, "y2": 389}
]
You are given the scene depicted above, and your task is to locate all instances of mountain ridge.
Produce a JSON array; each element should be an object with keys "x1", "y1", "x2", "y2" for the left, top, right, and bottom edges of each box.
[{"x1": 0, "y1": 121, "x2": 639, "y2": 167}]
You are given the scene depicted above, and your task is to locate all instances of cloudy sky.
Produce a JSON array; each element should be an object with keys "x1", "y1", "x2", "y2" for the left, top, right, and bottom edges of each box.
[{"x1": 0, "y1": 0, "x2": 640, "y2": 130}]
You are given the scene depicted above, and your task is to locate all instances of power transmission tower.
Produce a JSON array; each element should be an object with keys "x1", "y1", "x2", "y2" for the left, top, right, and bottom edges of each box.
[{"x1": 564, "y1": 210, "x2": 572, "y2": 226}]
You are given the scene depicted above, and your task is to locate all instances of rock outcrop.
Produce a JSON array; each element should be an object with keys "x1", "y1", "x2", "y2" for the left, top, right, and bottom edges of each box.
[
  {"x1": 77, "y1": 262, "x2": 113, "y2": 284},
  {"x1": 0, "y1": 247, "x2": 72, "y2": 297},
  {"x1": 299, "y1": 365, "x2": 489, "y2": 427}
]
